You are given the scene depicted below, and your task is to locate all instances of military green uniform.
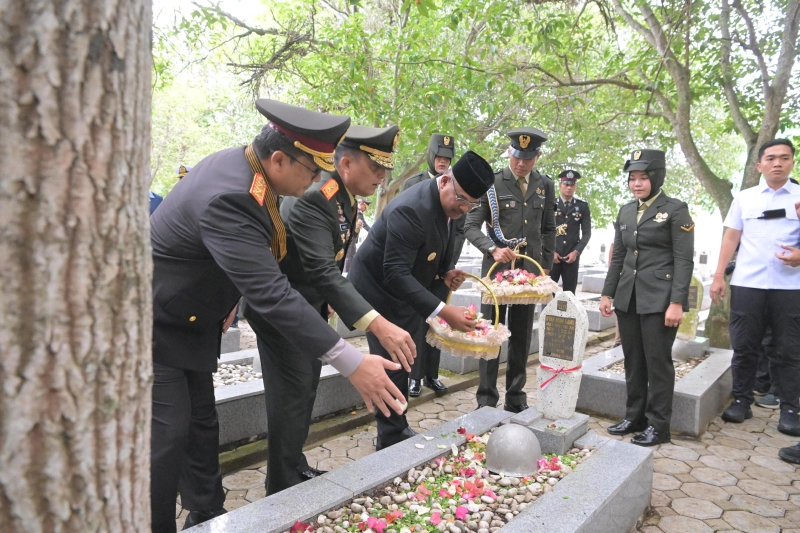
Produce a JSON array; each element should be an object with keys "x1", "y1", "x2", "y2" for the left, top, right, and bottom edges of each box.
[
  {"x1": 401, "y1": 134, "x2": 464, "y2": 387},
  {"x1": 464, "y1": 128, "x2": 556, "y2": 410},
  {"x1": 244, "y1": 125, "x2": 399, "y2": 495},
  {"x1": 602, "y1": 149, "x2": 694, "y2": 442}
]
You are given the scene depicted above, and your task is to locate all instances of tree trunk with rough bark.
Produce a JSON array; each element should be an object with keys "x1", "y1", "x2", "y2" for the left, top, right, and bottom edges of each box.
[{"x1": 0, "y1": 1, "x2": 153, "y2": 531}]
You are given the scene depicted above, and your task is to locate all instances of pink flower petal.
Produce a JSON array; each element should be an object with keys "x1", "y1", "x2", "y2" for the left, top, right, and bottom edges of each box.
[
  {"x1": 455, "y1": 506, "x2": 468, "y2": 520},
  {"x1": 430, "y1": 511, "x2": 442, "y2": 526}
]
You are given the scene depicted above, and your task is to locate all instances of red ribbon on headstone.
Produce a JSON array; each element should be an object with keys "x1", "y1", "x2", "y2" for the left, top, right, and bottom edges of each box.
[{"x1": 539, "y1": 363, "x2": 583, "y2": 390}]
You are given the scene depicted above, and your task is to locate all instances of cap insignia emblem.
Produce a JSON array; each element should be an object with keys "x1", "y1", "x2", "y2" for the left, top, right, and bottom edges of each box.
[
  {"x1": 393, "y1": 131, "x2": 400, "y2": 151},
  {"x1": 519, "y1": 135, "x2": 531, "y2": 149},
  {"x1": 443, "y1": 136, "x2": 451, "y2": 146},
  {"x1": 567, "y1": 171, "x2": 574, "y2": 179},
  {"x1": 633, "y1": 150, "x2": 642, "y2": 161},
  {"x1": 427, "y1": 252, "x2": 437, "y2": 261}
]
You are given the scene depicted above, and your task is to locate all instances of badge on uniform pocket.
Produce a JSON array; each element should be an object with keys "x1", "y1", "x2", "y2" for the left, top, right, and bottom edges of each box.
[
  {"x1": 620, "y1": 224, "x2": 627, "y2": 231},
  {"x1": 334, "y1": 249, "x2": 345, "y2": 261},
  {"x1": 654, "y1": 212, "x2": 669, "y2": 223},
  {"x1": 339, "y1": 223, "x2": 348, "y2": 231}
]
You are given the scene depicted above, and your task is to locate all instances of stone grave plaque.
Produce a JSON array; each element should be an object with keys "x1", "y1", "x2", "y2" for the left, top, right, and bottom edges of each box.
[
  {"x1": 537, "y1": 292, "x2": 589, "y2": 420},
  {"x1": 677, "y1": 275, "x2": 703, "y2": 342},
  {"x1": 543, "y1": 315, "x2": 576, "y2": 361},
  {"x1": 687, "y1": 286, "x2": 699, "y2": 310}
]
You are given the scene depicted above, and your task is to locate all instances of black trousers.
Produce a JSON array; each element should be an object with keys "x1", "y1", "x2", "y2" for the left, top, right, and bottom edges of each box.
[
  {"x1": 410, "y1": 281, "x2": 447, "y2": 381},
  {"x1": 477, "y1": 303, "x2": 535, "y2": 408},
  {"x1": 550, "y1": 258, "x2": 580, "y2": 295},
  {"x1": 256, "y1": 330, "x2": 322, "y2": 495},
  {"x1": 368, "y1": 321, "x2": 423, "y2": 446},
  {"x1": 755, "y1": 327, "x2": 778, "y2": 396},
  {"x1": 615, "y1": 294, "x2": 678, "y2": 434},
  {"x1": 729, "y1": 286, "x2": 800, "y2": 411},
  {"x1": 151, "y1": 363, "x2": 225, "y2": 533}
]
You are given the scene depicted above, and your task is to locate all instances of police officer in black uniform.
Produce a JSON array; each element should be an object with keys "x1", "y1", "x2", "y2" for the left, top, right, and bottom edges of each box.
[
  {"x1": 550, "y1": 170, "x2": 592, "y2": 294},
  {"x1": 464, "y1": 128, "x2": 556, "y2": 413},
  {"x1": 402, "y1": 133, "x2": 461, "y2": 397},
  {"x1": 600, "y1": 149, "x2": 694, "y2": 447},
  {"x1": 349, "y1": 151, "x2": 496, "y2": 450},
  {"x1": 149, "y1": 100, "x2": 406, "y2": 532},
  {"x1": 248, "y1": 125, "x2": 417, "y2": 495}
]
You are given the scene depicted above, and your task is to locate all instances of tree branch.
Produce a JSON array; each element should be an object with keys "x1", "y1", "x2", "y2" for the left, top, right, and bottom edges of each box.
[
  {"x1": 718, "y1": 0, "x2": 757, "y2": 145},
  {"x1": 731, "y1": 0, "x2": 771, "y2": 92}
]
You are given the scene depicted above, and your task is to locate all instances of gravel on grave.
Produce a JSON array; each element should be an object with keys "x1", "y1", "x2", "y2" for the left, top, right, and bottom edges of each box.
[
  {"x1": 291, "y1": 429, "x2": 595, "y2": 533},
  {"x1": 603, "y1": 353, "x2": 710, "y2": 382},
  {"x1": 213, "y1": 364, "x2": 261, "y2": 388}
]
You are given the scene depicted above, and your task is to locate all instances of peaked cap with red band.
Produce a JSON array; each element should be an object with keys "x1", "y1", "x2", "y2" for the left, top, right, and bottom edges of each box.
[{"x1": 255, "y1": 99, "x2": 351, "y2": 172}]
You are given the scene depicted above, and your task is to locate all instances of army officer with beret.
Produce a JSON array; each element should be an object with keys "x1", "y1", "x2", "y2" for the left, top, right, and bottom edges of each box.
[
  {"x1": 550, "y1": 170, "x2": 592, "y2": 295},
  {"x1": 149, "y1": 100, "x2": 406, "y2": 532},
  {"x1": 248, "y1": 125, "x2": 416, "y2": 495},
  {"x1": 402, "y1": 133, "x2": 462, "y2": 397},
  {"x1": 600, "y1": 149, "x2": 694, "y2": 447},
  {"x1": 464, "y1": 127, "x2": 556, "y2": 413}
]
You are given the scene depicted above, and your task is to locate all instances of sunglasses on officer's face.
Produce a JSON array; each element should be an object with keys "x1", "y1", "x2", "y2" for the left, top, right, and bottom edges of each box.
[{"x1": 287, "y1": 153, "x2": 322, "y2": 178}]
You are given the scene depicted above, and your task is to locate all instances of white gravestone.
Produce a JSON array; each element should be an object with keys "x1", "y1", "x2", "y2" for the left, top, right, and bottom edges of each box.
[{"x1": 536, "y1": 292, "x2": 589, "y2": 420}]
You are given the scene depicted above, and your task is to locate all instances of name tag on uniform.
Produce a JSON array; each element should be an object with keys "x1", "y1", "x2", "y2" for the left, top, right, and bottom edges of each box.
[{"x1": 339, "y1": 224, "x2": 348, "y2": 231}]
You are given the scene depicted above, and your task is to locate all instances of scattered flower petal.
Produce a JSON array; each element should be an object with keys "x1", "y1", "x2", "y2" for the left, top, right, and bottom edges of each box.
[{"x1": 415, "y1": 444, "x2": 425, "y2": 449}]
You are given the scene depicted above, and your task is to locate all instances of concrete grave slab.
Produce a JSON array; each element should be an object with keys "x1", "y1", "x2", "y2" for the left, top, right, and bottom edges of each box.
[
  {"x1": 221, "y1": 327, "x2": 241, "y2": 354},
  {"x1": 190, "y1": 409, "x2": 651, "y2": 533},
  {"x1": 672, "y1": 336, "x2": 710, "y2": 361},
  {"x1": 507, "y1": 406, "x2": 590, "y2": 455},
  {"x1": 577, "y1": 346, "x2": 733, "y2": 436},
  {"x1": 580, "y1": 273, "x2": 606, "y2": 293}
]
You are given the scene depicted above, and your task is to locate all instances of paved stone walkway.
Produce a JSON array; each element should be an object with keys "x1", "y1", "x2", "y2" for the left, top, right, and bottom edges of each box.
[{"x1": 180, "y1": 337, "x2": 800, "y2": 532}]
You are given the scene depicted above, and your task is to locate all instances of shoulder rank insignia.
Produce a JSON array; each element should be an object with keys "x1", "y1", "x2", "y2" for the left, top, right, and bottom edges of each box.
[
  {"x1": 321, "y1": 178, "x2": 339, "y2": 200},
  {"x1": 680, "y1": 223, "x2": 695, "y2": 232},
  {"x1": 654, "y1": 212, "x2": 669, "y2": 223},
  {"x1": 250, "y1": 173, "x2": 267, "y2": 206}
]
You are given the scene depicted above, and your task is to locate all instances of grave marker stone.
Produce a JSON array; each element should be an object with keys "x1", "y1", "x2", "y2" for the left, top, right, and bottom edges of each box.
[
  {"x1": 537, "y1": 292, "x2": 589, "y2": 419},
  {"x1": 677, "y1": 275, "x2": 703, "y2": 341}
]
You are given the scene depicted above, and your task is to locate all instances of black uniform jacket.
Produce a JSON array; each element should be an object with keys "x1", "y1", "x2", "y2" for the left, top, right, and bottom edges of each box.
[
  {"x1": 402, "y1": 171, "x2": 467, "y2": 264},
  {"x1": 555, "y1": 197, "x2": 592, "y2": 257},
  {"x1": 464, "y1": 167, "x2": 556, "y2": 275},
  {"x1": 271, "y1": 172, "x2": 374, "y2": 328},
  {"x1": 150, "y1": 146, "x2": 340, "y2": 372},
  {"x1": 602, "y1": 193, "x2": 695, "y2": 314},
  {"x1": 349, "y1": 178, "x2": 456, "y2": 332}
]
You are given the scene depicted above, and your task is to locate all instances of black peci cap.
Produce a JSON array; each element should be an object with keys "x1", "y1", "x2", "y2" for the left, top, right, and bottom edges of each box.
[
  {"x1": 255, "y1": 99, "x2": 351, "y2": 172},
  {"x1": 339, "y1": 125, "x2": 401, "y2": 169},
  {"x1": 452, "y1": 151, "x2": 495, "y2": 199},
  {"x1": 507, "y1": 127, "x2": 547, "y2": 159},
  {"x1": 558, "y1": 169, "x2": 581, "y2": 183},
  {"x1": 623, "y1": 149, "x2": 666, "y2": 172}
]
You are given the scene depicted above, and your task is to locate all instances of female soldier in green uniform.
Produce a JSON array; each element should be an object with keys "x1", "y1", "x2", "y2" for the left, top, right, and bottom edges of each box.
[{"x1": 599, "y1": 149, "x2": 695, "y2": 446}]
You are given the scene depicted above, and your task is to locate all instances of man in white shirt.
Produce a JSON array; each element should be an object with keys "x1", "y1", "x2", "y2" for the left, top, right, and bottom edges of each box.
[{"x1": 710, "y1": 139, "x2": 800, "y2": 437}]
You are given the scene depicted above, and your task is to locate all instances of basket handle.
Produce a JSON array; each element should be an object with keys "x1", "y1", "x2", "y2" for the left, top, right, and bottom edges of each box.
[
  {"x1": 486, "y1": 253, "x2": 545, "y2": 279},
  {"x1": 444, "y1": 272, "x2": 501, "y2": 329}
]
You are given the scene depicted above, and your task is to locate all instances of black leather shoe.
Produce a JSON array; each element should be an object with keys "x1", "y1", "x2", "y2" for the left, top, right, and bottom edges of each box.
[
  {"x1": 779, "y1": 409, "x2": 800, "y2": 437},
  {"x1": 475, "y1": 404, "x2": 489, "y2": 411},
  {"x1": 721, "y1": 399, "x2": 753, "y2": 423},
  {"x1": 503, "y1": 403, "x2": 529, "y2": 414},
  {"x1": 631, "y1": 426, "x2": 670, "y2": 447},
  {"x1": 376, "y1": 427, "x2": 417, "y2": 451},
  {"x1": 423, "y1": 377, "x2": 448, "y2": 394},
  {"x1": 778, "y1": 443, "x2": 800, "y2": 464},
  {"x1": 408, "y1": 379, "x2": 422, "y2": 397},
  {"x1": 607, "y1": 419, "x2": 648, "y2": 436},
  {"x1": 182, "y1": 508, "x2": 227, "y2": 530},
  {"x1": 299, "y1": 467, "x2": 327, "y2": 480}
]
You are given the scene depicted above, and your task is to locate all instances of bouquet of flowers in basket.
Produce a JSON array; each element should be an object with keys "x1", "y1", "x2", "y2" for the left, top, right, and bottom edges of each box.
[
  {"x1": 426, "y1": 304, "x2": 510, "y2": 360},
  {"x1": 477, "y1": 268, "x2": 559, "y2": 305}
]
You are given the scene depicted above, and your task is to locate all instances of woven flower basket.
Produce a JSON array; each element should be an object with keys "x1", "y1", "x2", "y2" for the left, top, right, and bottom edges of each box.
[
  {"x1": 476, "y1": 254, "x2": 559, "y2": 306},
  {"x1": 426, "y1": 273, "x2": 511, "y2": 360}
]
